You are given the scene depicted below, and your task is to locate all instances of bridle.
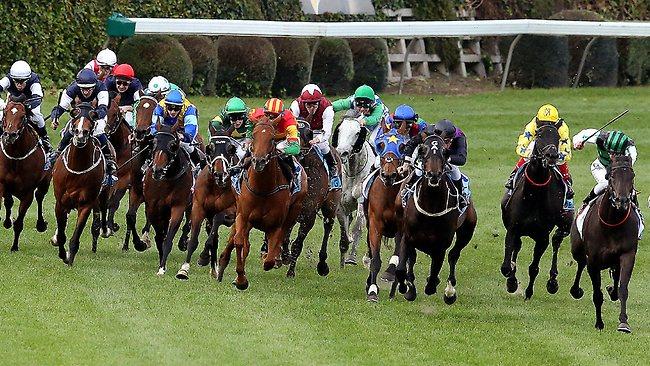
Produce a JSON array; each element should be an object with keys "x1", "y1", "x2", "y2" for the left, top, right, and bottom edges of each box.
[
  {"x1": 208, "y1": 136, "x2": 238, "y2": 186},
  {"x1": 152, "y1": 131, "x2": 185, "y2": 180},
  {"x1": 420, "y1": 134, "x2": 450, "y2": 187},
  {"x1": 132, "y1": 95, "x2": 158, "y2": 143},
  {"x1": 250, "y1": 121, "x2": 281, "y2": 171}
]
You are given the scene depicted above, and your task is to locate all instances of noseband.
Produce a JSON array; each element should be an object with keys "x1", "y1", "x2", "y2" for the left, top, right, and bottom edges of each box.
[{"x1": 152, "y1": 131, "x2": 182, "y2": 180}]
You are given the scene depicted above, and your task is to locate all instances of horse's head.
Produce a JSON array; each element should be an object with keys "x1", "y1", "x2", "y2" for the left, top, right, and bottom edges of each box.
[
  {"x1": 250, "y1": 117, "x2": 276, "y2": 172},
  {"x1": 608, "y1": 155, "x2": 635, "y2": 211},
  {"x1": 70, "y1": 102, "x2": 97, "y2": 148},
  {"x1": 376, "y1": 122, "x2": 408, "y2": 186},
  {"x1": 134, "y1": 95, "x2": 157, "y2": 142},
  {"x1": 420, "y1": 134, "x2": 448, "y2": 187},
  {"x1": 206, "y1": 135, "x2": 238, "y2": 187},
  {"x1": 2, "y1": 98, "x2": 28, "y2": 144},
  {"x1": 296, "y1": 118, "x2": 313, "y2": 155},
  {"x1": 151, "y1": 123, "x2": 181, "y2": 180},
  {"x1": 531, "y1": 123, "x2": 560, "y2": 168},
  {"x1": 106, "y1": 93, "x2": 122, "y2": 134},
  {"x1": 335, "y1": 110, "x2": 365, "y2": 162}
]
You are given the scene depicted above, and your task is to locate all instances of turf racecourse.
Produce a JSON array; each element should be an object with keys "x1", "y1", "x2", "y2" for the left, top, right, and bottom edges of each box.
[{"x1": 1, "y1": 87, "x2": 648, "y2": 365}]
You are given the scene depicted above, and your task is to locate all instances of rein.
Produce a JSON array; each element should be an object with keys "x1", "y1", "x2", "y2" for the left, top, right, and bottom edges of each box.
[{"x1": 243, "y1": 156, "x2": 290, "y2": 197}]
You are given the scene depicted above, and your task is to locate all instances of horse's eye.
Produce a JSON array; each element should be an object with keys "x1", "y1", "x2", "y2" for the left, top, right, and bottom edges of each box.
[
  {"x1": 377, "y1": 142, "x2": 385, "y2": 152},
  {"x1": 398, "y1": 144, "x2": 406, "y2": 154}
]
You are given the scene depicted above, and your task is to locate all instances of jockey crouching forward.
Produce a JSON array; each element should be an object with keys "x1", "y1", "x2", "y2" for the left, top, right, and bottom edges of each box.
[
  {"x1": 46, "y1": 68, "x2": 117, "y2": 186},
  {"x1": 0, "y1": 60, "x2": 52, "y2": 153},
  {"x1": 332, "y1": 84, "x2": 389, "y2": 151},
  {"x1": 505, "y1": 104, "x2": 574, "y2": 210},
  {"x1": 210, "y1": 97, "x2": 250, "y2": 160},
  {"x1": 290, "y1": 83, "x2": 341, "y2": 189},
  {"x1": 150, "y1": 90, "x2": 207, "y2": 172},
  {"x1": 381, "y1": 104, "x2": 427, "y2": 168},
  {"x1": 104, "y1": 63, "x2": 142, "y2": 127}
]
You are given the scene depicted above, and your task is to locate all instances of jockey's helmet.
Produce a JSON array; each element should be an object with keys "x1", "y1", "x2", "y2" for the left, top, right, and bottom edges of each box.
[
  {"x1": 113, "y1": 64, "x2": 135, "y2": 80},
  {"x1": 433, "y1": 119, "x2": 456, "y2": 139},
  {"x1": 96, "y1": 49, "x2": 117, "y2": 67},
  {"x1": 148, "y1": 76, "x2": 170, "y2": 94},
  {"x1": 393, "y1": 104, "x2": 418, "y2": 122},
  {"x1": 165, "y1": 90, "x2": 184, "y2": 106},
  {"x1": 9, "y1": 60, "x2": 31, "y2": 80},
  {"x1": 353, "y1": 84, "x2": 375, "y2": 109},
  {"x1": 536, "y1": 104, "x2": 559, "y2": 123},
  {"x1": 300, "y1": 84, "x2": 323, "y2": 103},
  {"x1": 225, "y1": 97, "x2": 247, "y2": 115},
  {"x1": 76, "y1": 68, "x2": 98, "y2": 88},
  {"x1": 264, "y1": 98, "x2": 284, "y2": 116}
]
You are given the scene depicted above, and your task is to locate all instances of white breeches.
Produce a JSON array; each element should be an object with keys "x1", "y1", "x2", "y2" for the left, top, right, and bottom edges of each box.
[
  {"x1": 124, "y1": 111, "x2": 134, "y2": 127},
  {"x1": 448, "y1": 164, "x2": 461, "y2": 181},
  {"x1": 30, "y1": 105, "x2": 46, "y2": 128},
  {"x1": 93, "y1": 118, "x2": 106, "y2": 136},
  {"x1": 591, "y1": 159, "x2": 609, "y2": 195},
  {"x1": 181, "y1": 141, "x2": 195, "y2": 154},
  {"x1": 314, "y1": 140, "x2": 330, "y2": 155}
]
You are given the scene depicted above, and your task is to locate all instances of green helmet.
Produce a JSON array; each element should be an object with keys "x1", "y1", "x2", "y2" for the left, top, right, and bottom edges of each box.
[
  {"x1": 354, "y1": 85, "x2": 375, "y2": 101},
  {"x1": 225, "y1": 97, "x2": 247, "y2": 114}
]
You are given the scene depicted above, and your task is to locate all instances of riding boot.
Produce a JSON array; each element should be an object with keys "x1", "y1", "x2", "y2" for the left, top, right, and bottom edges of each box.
[
  {"x1": 280, "y1": 155, "x2": 296, "y2": 184},
  {"x1": 323, "y1": 151, "x2": 341, "y2": 189},
  {"x1": 100, "y1": 141, "x2": 118, "y2": 187},
  {"x1": 563, "y1": 176, "x2": 575, "y2": 211},
  {"x1": 35, "y1": 126, "x2": 53, "y2": 154},
  {"x1": 453, "y1": 178, "x2": 466, "y2": 209},
  {"x1": 504, "y1": 168, "x2": 517, "y2": 190},
  {"x1": 189, "y1": 148, "x2": 208, "y2": 170},
  {"x1": 580, "y1": 189, "x2": 599, "y2": 211},
  {"x1": 45, "y1": 130, "x2": 72, "y2": 170}
]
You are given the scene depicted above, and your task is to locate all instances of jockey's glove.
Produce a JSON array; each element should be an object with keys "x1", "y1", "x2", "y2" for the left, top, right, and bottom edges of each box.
[{"x1": 284, "y1": 141, "x2": 300, "y2": 156}]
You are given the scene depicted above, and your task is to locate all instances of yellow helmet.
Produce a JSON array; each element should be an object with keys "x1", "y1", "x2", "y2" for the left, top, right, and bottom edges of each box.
[{"x1": 536, "y1": 104, "x2": 559, "y2": 122}]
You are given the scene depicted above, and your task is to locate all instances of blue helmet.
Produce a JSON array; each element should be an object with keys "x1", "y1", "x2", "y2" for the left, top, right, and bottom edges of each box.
[
  {"x1": 165, "y1": 89, "x2": 184, "y2": 106},
  {"x1": 393, "y1": 104, "x2": 417, "y2": 121},
  {"x1": 76, "y1": 68, "x2": 98, "y2": 88}
]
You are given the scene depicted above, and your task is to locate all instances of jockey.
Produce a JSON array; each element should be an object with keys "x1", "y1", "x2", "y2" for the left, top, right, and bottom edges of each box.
[
  {"x1": 505, "y1": 104, "x2": 574, "y2": 210},
  {"x1": 145, "y1": 76, "x2": 186, "y2": 99},
  {"x1": 290, "y1": 83, "x2": 340, "y2": 189},
  {"x1": 332, "y1": 84, "x2": 389, "y2": 148},
  {"x1": 104, "y1": 64, "x2": 142, "y2": 127},
  {"x1": 84, "y1": 49, "x2": 117, "y2": 82},
  {"x1": 210, "y1": 97, "x2": 250, "y2": 160},
  {"x1": 0, "y1": 60, "x2": 52, "y2": 153},
  {"x1": 433, "y1": 119, "x2": 468, "y2": 197},
  {"x1": 573, "y1": 129, "x2": 637, "y2": 207},
  {"x1": 150, "y1": 90, "x2": 207, "y2": 170},
  {"x1": 386, "y1": 104, "x2": 428, "y2": 138},
  {"x1": 47, "y1": 68, "x2": 117, "y2": 186}
]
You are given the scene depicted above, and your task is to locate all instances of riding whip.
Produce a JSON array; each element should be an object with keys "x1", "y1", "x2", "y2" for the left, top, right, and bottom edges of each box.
[
  {"x1": 584, "y1": 109, "x2": 629, "y2": 142},
  {"x1": 115, "y1": 145, "x2": 150, "y2": 173}
]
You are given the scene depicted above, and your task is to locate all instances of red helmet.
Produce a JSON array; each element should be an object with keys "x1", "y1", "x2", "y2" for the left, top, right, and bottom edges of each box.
[
  {"x1": 300, "y1": 84, "x2": 323, "y2": 103},
  {"x1": 113, "y1": 64, "x2": 135, "y2": 80}
]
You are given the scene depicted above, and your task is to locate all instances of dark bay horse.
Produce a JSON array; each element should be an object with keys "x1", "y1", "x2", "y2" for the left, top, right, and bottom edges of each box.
[
  {"x1": 501, "y1": 123, "x2": 573, "y2": 299},
  {"x1": 175, "y1": 134, "x2": 238, "y2": 280},
  {"x1": 105, "y1": 93, "x2": 132, "y2": 236},
  {"x1": 0, "y1": 97, "x2": 51, "y2": 251},
  {"x1": 284, "y1": 119, "x2": 342, "y2": 278},
  {"x1": 143, "y1": 122, "x2": 193, "y2": 275},
  {"x1": 395, "y1": 134, "x2": 477, "y2": 303},
  {"x1": 570, "y1": 155, "x2": 639, "y2": 333},
  {"x1": 51, "y1": 103, "x2": 107, "y2": 265},
  {"x1": 364, "y1": 122, "x2": 409, "y2": 302},
  {"x1": 217, "y1": 116, "x2": 307, "y2": 290}
]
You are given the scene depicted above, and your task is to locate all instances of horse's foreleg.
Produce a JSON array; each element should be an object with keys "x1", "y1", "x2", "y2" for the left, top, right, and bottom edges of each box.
[
  {"x1": 53, "y1": 204, "x2": 68, "y2": 263},
  {"x1": 10, "y1": 194, "x2": 33, "y2": 251},
  {"x1": 337, "y1": 209, "x2": 352, "y2": 267},
  {"x1": 176, "y1": 205, "x2": 206, "y2": 280},
  {"x1": 287, "y1": 214, "x2": 316, "y2": 278},
  {"x1": 3, "y1": 194, "x2": 13, "y2": 229},
  {"x1": 424, "y1": 249, "x2": 445, "y2": 297},
  {"x1": 108, "y1": 187, "x2": 127, "y2": 233},
  {"x1": 217, "y1": 226, "x2": 237, "y2": 282},
  {"x1": 570, "y1": 240, "x2": 587, "y2": 300},
  {"x1": 393, "y1": 234, "x2": 409, "y2": 299},
  {"x1": 547, "y1": 229, "x2": 565, "y2": 295},
  {"x1": 525, "y1": 235, "x2": 550, "y2": 300},
  {"x1": 232, "y1": 217, "x2": 251, "y2": 290},
  {"x1": 317, "y1": 216, "x2": 335, "y2": 276},
  {"x1": 616, "y1": 252, "x2": 636, "y2": 333},
  {"x1": 125, "y1": 190, "x2": 147, "y2": 252},
  {"x1": 207, "y1": 213, "x2": 224, "y2": 279},
  {"x1": 91, "y1": 209, "x2": 101, "y2": 253},
  {"x1": 158, "y1": 206, "x2": 185, "y2": 275},
  {"x1": 366, "y1": 220, "x2": 382, "y2": 302},
  {"x1": 264, "y1": 226, "x2": 285, "y2": 272},
  {"x1": 35, "y1": 179, "x2": 49, "y2": 232},
  {"x1": 381, "y1": 233, "x2": 402, "y2": 282},
  {"x1": 502, "y1": 231, "x2": 522, "y2": 293},
  {"x1": 607, "y1": 267, "x2": 620, "y2": 302},
  {"x1": 67, "y1": 205, "x2": 93, "y2": 266},
  {"x1": 177, "y1": 204, "x2": 192, "y2": 252},
  {"x1": 587, "y1": 263, "x2": 605, "y2": 330}
]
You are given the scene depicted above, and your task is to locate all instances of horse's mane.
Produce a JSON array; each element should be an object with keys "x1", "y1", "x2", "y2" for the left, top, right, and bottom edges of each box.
[{"x1": 344, "y1": 109, "x2": 362, "y2": 119}]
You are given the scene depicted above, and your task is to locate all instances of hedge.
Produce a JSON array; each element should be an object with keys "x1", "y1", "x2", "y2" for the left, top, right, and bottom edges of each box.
[
  {"x1": 310, "y1": 38, "x2": 354, "y2": 95},
  {"x1": 216, "y1": 36, "x2": 277, "y2": 97},
  {"x1": 177, "y1": 36, "x2": 219, "y2": 95},
  {"x1": 348, "y1": 39, "x2": 389, "y2": 92},
  {"x1": 501, "y1": 35, "x2": 569, "y2": 88},
  {"x1": 118, "y1": 35, "x2": 193, "y2": 91},
  {"x1": 269, "y1": 38, "x2": 311, "y2": 97},
  {"x1": 625, "y1": 39, "x2": 650, "y2": 85}
]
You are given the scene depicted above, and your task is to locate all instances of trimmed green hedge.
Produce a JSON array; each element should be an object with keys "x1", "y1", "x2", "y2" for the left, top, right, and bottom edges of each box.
[
  {"x1": 269, "y1": 38, "x2": 311, "y2": 97},
  {"x1": 348, "y1": 39, "x2": 389, "y2": 92},
  {"x1": 216, "y1": 36, "x2": 277, "y2": 97},
  {"x1": 310, "y1": 38, "x2": 354, "y2": 95},
  {"x1": 118, "y1": 35, "x2": 193, "y2": 91},
  {"x1": 177, "y1": 36, "x2": 219, "y2": 95}
]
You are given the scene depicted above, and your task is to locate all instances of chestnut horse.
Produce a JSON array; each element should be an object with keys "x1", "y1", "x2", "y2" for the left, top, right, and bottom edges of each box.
[
  {"x1": 143, "y1": 122, "x2": 193, "y2": 275},
  {"x1": 364, "y1": 122, "x2": 409, "y2": 302},
  {"x1": 0, "y1": 97, "x2": 51, "y2": 251},
  {"x1": 217, "y1": 116, "x2": 307, "y2": 289},
  {"x1": 175, "y1": 134, "x2": 238, "y2": 280},
  {"x1": 570, "y1": 155, "x2": 639, "y2": 333},
  {"x1": 51, "y1": 103, "x2": 107, "y2": 265}
]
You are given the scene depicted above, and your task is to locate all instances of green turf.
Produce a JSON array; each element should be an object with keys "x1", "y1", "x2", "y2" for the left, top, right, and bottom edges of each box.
[{"x1": 1, "y1": 87, "x2": 649, "y2": 365}]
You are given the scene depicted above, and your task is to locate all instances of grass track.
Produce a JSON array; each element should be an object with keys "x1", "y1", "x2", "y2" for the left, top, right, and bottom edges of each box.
[{"x1": 1, "y1": 87, "x2": 649, "y2": 365}]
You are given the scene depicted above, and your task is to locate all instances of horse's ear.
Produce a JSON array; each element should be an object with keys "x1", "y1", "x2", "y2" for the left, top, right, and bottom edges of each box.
[
  {"x1": 70, "y1": 108, "x2": 81, "y2": 119},
  {"x1": 208, "y1": 123, "x2": 217, "y2": 137},
  {"x1": 381, "y1": 118, "x2": 390, "y2": 134},
  {"x1": 113, "y1": 93, "x2": 121, "y2": 105},
  {"x1": 332, "y1": 124, "x2": 340, "y2": 148},
  {"x1": 397, "y1": 120, "x2": 409, "y2": 136},
  {"x1": 155, "y1": 118, "x2": 162, "y2": 132},
  {"x1": 88, "y1": 110, "x2": 99, "y2": 121},
  {"x1": 170, "y1": 122, "x2": 180, "y2": 134}
]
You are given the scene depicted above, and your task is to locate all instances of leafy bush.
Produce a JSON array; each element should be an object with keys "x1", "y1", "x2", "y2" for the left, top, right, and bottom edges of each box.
[
  {"x1": 216, "y1": 36, "x2": 276, "y2": 97},
  {"x1": 347, "y1": 39, "x2": 388, "y2": 92},
  {"x1": 177, "y1": 36, "x2": 218, "y2": 95},
  {"x1": 310, "y1": 38, "x2": 354, "y2": 95},
  {"x1": 625, "y1": 38, "x2": 650, "y2": 85},
  {"x1": 269, "y1": 38, "x2": 311, "y2": 97},
  {"x1": 501, "y1": 35, "x2": 569, "y2": 88}
]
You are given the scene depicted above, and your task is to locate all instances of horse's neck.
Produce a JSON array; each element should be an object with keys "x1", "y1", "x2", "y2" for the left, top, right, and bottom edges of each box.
[
  {"x1": 599, "y1": 190, "x2": 630, "y2": 221},
  {"x1": 416, "y1": 177, "x2": 455, "y2": 212},
  {"x1": 67, "y1": 141, "x2": 98, "y2": 171},
  {"x1": 248, "y1": 156, "x2": 285, "y2": 189},
  {"x1": 346, "y1": 143, "x2": 371, "y2": 175},
  {"x1": 110, "y1": 123, "x2": 130, "y2": 149}
]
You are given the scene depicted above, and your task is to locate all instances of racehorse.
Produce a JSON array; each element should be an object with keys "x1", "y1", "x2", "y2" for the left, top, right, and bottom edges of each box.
[
  {"x1": 500, "y1": 123, "x2": 572, "y2": 299},
  {"x1": 569, "y1": 155, "x2": 639, "y2": 333},
  {"x1": 395, "y1": 133, "x2": 477, "y2": 303},
  {"x1": 284, "y1": 119, "x2": 342, "y2": 278},
  {"x1": 216, "y1": 115, "x2": 307, "y2": 289},
  {"x1": 363, "y1": 122, "x2": 409, "y2": 302},
  {"x1": 143, "y1": 122, "x2": 193, "y2": 275},
  {"x1": 0, "y1": 97, "x2": 51, "y2": 251},
  {"x1": 175, "y1": 134, "x2": 238, "y2": 280},
  {"x1": 104, "y1": 93, "x2": 131, "y2": 236},
  {"x1": 333, "y1": 110, "x2": 375, "y2": 267},
  {"x1": 50, "y1": 103, "x2": 108, "y2": 265}
]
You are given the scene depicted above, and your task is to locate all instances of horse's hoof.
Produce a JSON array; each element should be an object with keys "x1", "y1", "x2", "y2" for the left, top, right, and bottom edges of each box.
[
  {"x1": 178, "y1": 239, "x2": 188, "y2": 252},
  {"x1": 606, "y1": 285, "x2": 619, "y2": 301},
  {"x1": 367, "y1": 293, "x2": 378, "y2": 303},
  {"x1": 121, "y1": 245, "x2": 129, "y2": 252},
  {"x1": 506, "y1": 276, "x2": 518, "y2": 293},
  {"x1": 210, "y1": 267, "x2": 218, "y2": 279},
  {"x1": 286, "y1": 269, "x2": 295, "y2": 278},
  {"x1": 232, "y1": 279, "x2": 249, "y2": 291},
  {"x1": 570, "y1": 286, "x2": 584, "y2": 299},
  {"x1": 50, "y1": 235, "x2": 58, "y2": 246},
  {"x1": 595, "y1": 320, "x2": 604, "y2": 331},
  {"x1": 524, "y1": 287, "x2": 534, "y2": 300},
  {"x1": 404, "y1": 285, "x2": 417, "y2": 302},
  {"x1": 424, "y1": 283, "x2": 436, "y2": 296},
  {"x1": 101, "y1": 229, "x2": 113, "y2": 238},
  {"x1": 282, "y1": 254, "x2": 292, "y2": 266},
  {"x1": 10, "y1": 245, "x2": 18, "y2": 252},
  {"x1": 133, "y1": 239, "x2": 148, "y2": 252},
  {"x1": 197, "y1": 253, "x2": 210, "y2": 267},
  {"x1": 344, "y1": 254, "x2": 357, "y2": 266},
  {"x1": 546, "y1": 278, "x2": 559, "y2": 294},
  {"x1": 36, "y1": 220, "x2": 47, "y2": 233},
  {"x1": 3, "y1": 220, "x2": 11, "y2": 229},
  {"x1": 141, "y1": 232, "x2": 151, "y2": 247},
  {"x1": 176, "y1": 270, "x2": 189, "y2": 281},
  {"x1": 317, "y1": 261, "x2": 330, "y2": 276},
  {"x1": 617, "y1": 322, "x2": 632, "y2": 333},
  {"x1": 500, "y1": 265, "x2": 510, "y2": 278},
  {"x1": 444, "y1": 293, "x2": 457, "y2": 305},
  {"x1": 156, "y1": 268, "x2": 166, "y2": 276},
  {"x1": 112, "y1": 222, "x2": 120, "y2": 232},
  {"x1": 92, "y1": 245, "x2": 97, "y2": 253}
]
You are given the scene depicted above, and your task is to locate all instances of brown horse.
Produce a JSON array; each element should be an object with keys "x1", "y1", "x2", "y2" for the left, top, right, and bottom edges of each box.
[
  {"x1": 217, "y1": 116, "x2": 307, "y2": 289},
  {"x1": 364, "y1": 122, "x2": 409, "y2": 302},
  {"x1": 285, "y1": 119, "x2": 342, "y2": 278},
  {"x1": 394, "y1": 133, "x2": 477, "y2": 304},
  {"x1": 570, "y1": 155, "x2": 639, "y2": 333},
  {"x1": 50, "y1": 103, "x2": 107, "y2": 265},
  {"x1": 143, "y1": 122, "x2": 193, "y2": 275},
  {"x1": 175, "y1": 134, "x2": 238, "y2": 280},
  {"x1": 0, "y1": 97, "x2": 51, "y2": 251}
]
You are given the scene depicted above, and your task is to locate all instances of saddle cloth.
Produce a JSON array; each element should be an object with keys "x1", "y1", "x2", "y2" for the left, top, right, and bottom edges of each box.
[{"x1": 362, "y1": 168, "x2": 380, "y2": 200}]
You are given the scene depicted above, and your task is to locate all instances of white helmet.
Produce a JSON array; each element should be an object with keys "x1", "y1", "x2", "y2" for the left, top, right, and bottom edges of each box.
[
  {"x1": 10, "y1": 60, "x2": 31, "y2": 79},
  {"x1": 148, "y1": 76, "x2": 170, "y2": 93},
  {"x1": 96, "y1": 49, "x2": 117, "y2": 66}
]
